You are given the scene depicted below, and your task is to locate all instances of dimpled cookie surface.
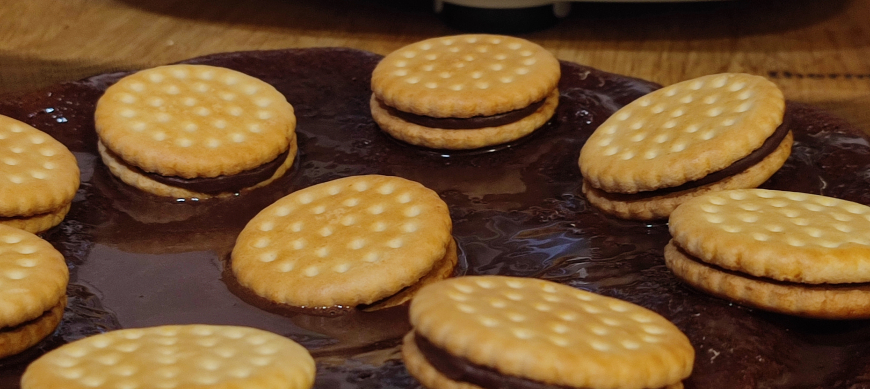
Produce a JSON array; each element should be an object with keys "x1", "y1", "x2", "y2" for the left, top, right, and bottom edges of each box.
[
  {"x1": 0, "y1": 224, "x2": 68, "y2": 328},
  {"x1": 95, "y1": 64, "x2": 295, "y2": 178},
  {"x1": 371, "y1": 34, "x2": 560, "y2": 117},
  {"x1": 580, "y1": 73, "x2": 785, "y2": 193},
  {"x1": 409, "y1": 276, "x2": 694, "y2": 389},
  {"x1": 232, "y1": 175, "x2": 453, "y2": 308},
  {"x1": 21, "y1": 325, "x2": 315, "y2": 389},
  {"x1": 0, "y1": 115, "x2": 79, "y2": 217},
  {"x1": 670, "y1": 189, "x2": 870, "y2": 283}
]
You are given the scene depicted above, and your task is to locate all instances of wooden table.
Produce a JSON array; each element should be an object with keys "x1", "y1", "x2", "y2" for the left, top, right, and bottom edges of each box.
[{"x1": 3, "y1": 0, "x2": 870, "y2": 129}]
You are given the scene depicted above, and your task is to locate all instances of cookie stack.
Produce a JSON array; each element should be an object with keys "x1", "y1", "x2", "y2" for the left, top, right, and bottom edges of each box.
[
  {"x1": 0, "y1": 224, "x2": 68, "y2": 358},
  {"x1": 21, "y1": 325, "x2": 315, "y2": 389},
  {"x1": 404, "y1": 276, "x2": 694, "y2": 389},
  {"x1": 667, "y1": 189, "x2": 870, "y2": 319},
  {"x1": 0, "y1": 115, "x2": 79, "y2": 234},
  {"x1": 579, "y1": 73, "x2": 792, "y2": 220},
  {"x1": 95, "y1": 64, "x2": 297, "y2": 199},
  {"x1": 371, "y1": 34, "x2": 561, "y2": 150}
]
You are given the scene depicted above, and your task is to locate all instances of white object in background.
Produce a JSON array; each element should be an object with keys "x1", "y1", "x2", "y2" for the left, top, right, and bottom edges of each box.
[{"x1": 434, "y1": 0, "x2": 573, "y2": 18}]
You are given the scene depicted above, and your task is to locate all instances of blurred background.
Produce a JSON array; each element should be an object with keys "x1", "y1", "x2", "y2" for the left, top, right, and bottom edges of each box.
[{"x1": 2, "y1": 0, "x2": 869, "y2": 128}]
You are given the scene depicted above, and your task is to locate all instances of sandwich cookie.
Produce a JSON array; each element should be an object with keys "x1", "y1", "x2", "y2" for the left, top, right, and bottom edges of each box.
[
  {"x1": 0, "y1": 115, "x2": 79, "y2": 234},
  {"x1": 371, "y1": 34, "x2": 560, "y2": 150},
  {"x1": 0, "y1": 224, "x2": 68, "y2": 358},
  {"x1": 579, "y1": 73, "x2": 792, "y2": 220},
  {"x1": 21, "y1": 325, "x2": 315, "y2": 389},
  {"x1": 231, "y1": 175, "x2": 456, "y2": 313},
  {"x1": 667, "y1": 189, "x2": 870, "y2": 319},
  {"x1": 95, "y1": 64, "x2": 297, "y2": 199},
  {"x1": 404, "y1": 276, "x2": 694, "y2": 389}
]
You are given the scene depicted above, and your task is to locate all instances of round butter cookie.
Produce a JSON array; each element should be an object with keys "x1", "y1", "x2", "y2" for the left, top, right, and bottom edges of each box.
[
  {"x1": 0, "y1": 224, "x2": 69, "y2": 358},
  {"x1": 371, "y1": 34, "x2": 560, "y2": 150},
  {"x1": 95, "y1": 64, "x2": 297, "y2": 199},
  {"x1": 667, "y1": 189, "x2": 870, "y2": 318},
  {"x1": 231, "y1": 175, "x2": 455, "y2": 311},
  {"x1": 404, "y1": 276, "x2": 694, "y2": 389},
  {"x1": 21, "y1": 325, "x2": 315, "y2": 389},
  {"x1": 0, "y1": 115, "x2": 79, "y2": 234},
  {"x1": 579, "y1": 73, "x2": 791, "y2": 220}
]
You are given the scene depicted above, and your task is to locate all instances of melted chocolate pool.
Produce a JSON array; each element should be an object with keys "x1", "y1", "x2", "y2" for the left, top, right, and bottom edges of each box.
[{"x1": 1, "y1": 48, "x2": 870, "y2": 388}]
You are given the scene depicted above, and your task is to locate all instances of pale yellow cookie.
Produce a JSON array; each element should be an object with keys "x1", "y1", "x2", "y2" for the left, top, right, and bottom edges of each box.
[
  {"x1": 372, "y1": 34, "x2": 560, "y2": 118},
  {"x1": 0, "y1": 225, "x2": 68, "y2": 329},
  {"x1": 0, "y1": 115, "x2": 79, "y2": 232},
  {"x1": 670, "y1": 189, "x2": 870, "y2": 284},
  {"x1": 665, "y1": 241, "x2": 870, "y2": 319},
  {"x1": 232, "y1": 175, "x2": 454, "y2": 309},
  {"x1": 370, "y1": 34, "x2": 560, "y2": 150},
  {"x1": 580, "y1": 73, "x2": 785, "y2": 194},
  {"x1": 402, "y1": 332, "x2": 686, "y2": 389},
  {"x1": 95, "y1": 64, "x2": 296, "y2": 197},
  {"x1": 0, "y1": 224, "x2": 68, "y2": 357},
  {"x1": 21, "y1": 325, "x2": 316, "y2": 389},
  {"x1": 406, "y1": 276, "x2": 694, "y2": 389}
]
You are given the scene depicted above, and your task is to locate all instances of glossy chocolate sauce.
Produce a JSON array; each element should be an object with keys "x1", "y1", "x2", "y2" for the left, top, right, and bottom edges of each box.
[
  {"x1": 384, "y1": 97, "x2": 548, "y2": 129},
  {"x1": 0, "y1": 48, "x2": 869, "y2": 388}
]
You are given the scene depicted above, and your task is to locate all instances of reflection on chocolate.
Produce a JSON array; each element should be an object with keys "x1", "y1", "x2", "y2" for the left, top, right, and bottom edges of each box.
[
  {"x1": 384, "y1": 97, "x2": 548, "y2": 130},
  {"x1": 0, "y1": 48, "x2": 869, "y2": 388},
  {"x1": 221, "y1": 257, "x2": 355, "y2": 317},
  {"x1": 221, "y1": 260, "x2": 412, "y2": 357}
]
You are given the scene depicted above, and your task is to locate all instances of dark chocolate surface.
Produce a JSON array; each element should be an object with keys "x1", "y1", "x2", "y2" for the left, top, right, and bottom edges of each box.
[{"x1": 1, "y1": 48, "x2": 870, "y2": 388}]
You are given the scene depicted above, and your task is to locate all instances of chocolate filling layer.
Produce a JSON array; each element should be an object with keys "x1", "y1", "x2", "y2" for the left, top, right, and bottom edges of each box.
[
  {"x1": 136, "y1": 147, "x2": 290, "y2": 195},
  {"x1": 640, "y1": 115, "x2": 792, "y2": 197},
  {"x1": 415, "y1": 333, "x2": 577, "y2": 389},
  {"x1": 673, "y1": 244, "x2": 870, "y2": 290},
  {"x1": 384, "y1": 98, "x2": 547, "y2": 130}
]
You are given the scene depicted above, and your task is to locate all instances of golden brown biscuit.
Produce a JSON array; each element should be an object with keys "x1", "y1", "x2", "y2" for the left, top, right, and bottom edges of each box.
[
  {"x1": 579, "y1": 73, "x2": 790, "y2": 220},
  {"x1": 21, "y1": 325, "x2": 316, "y2": 389},
  {"x1": 95, "y1": 64, "x2": 296, "y2": 199},
  {"x1": 404, "y1": 276, "x2": 694, "y2": 389},
  {"x1": 371, "y1": 34, "x2": 560, "y2": 150},
  {"x1": 0, "y1": 224, "x2": 68, "y2": 358},
  {"x1": 0, "y1": 115, "x2": 79, "y2": 233},
  {"x1": 232, "y1": 175, "x2": 455, "y2": 311},
  {"x1": 667, "y1": 189, "x2": 870, "y2": 318}
]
